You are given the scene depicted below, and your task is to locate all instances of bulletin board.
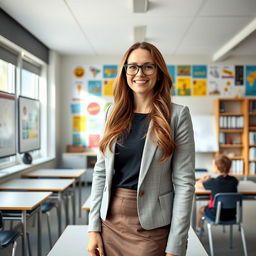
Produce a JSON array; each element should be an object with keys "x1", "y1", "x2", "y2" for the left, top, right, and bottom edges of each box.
[
  {"x1": 0, "y1": 92, "x2": 16, "y2": 158},
  {"x1": 18, "y1": 96, "x2": 40, "y2": 153}
]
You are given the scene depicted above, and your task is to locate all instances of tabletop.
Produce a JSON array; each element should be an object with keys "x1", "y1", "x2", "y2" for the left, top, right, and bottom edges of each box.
[
  {"x1": 0, "y1": 191, "x2": 52, "y2": 210},
  {"x1": 0, "y1": 179, "x2": 75, "y2": 192},
  {"x1": 22, "y1": 169, "x2": 86, "y2": 178},
  {"x1": 47, "y1": 225, "x2": 208, "y2": 256},
  {"x1": 196, "y1": 180, "x2": 256, "y2": 195}
]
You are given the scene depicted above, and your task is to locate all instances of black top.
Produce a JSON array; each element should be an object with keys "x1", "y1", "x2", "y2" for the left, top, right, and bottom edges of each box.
[
  {"x1": 203, "y1": 175, "x2": 238, "y2": 199},
  {"x1": 112, "y1": 113, "x2": 149, "y2": 190}
]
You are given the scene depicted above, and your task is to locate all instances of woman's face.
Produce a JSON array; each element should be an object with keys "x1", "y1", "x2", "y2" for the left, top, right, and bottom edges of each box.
[{"x1": 125, "y1": 48, "x2": 158, "y2": 97}]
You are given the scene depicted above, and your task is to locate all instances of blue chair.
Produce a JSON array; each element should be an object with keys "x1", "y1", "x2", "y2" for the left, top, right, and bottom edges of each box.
[
  {"x1": 201, "y1": 193, "x2": 248, "y2": 256},
  {"x1": 0, "y1": 211, "x2": 21, "y2": 256}
]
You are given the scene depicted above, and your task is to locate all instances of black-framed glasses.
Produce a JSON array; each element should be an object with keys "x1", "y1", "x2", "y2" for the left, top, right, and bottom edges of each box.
[{"x1": 124, "y1": 63, "x2": 157, "y2": 76}]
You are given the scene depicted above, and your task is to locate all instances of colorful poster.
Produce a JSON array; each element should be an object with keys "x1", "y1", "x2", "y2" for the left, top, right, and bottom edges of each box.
[
  {"x1": 177, "y1": 65, "x2": 191, "y2": 76},
  {"x1": 72, "y1": 115, "x2": 86, "y2": 132},
  {"x1": 103, "y1": 80, "x2": 114, "y2": 96},
  {"x1": 245, "y1": 65, "x2": 256, "y2": 96},
  {"x1": 73, "y1": 66, "x2": 85, "y2": 79},
  {"x1": 192, "y1": 65, "x2": 207, "y2": 79},
  {"x1": 87, "y1": 118, "x2": 103, "y2": 133},
  {"x1": 71, "y1": 103, "x2": 83, "y2": 114},
  {"x1": 177, "y1": 77, "x2": 191, "y2": 96},
  {"x1": 221, "y1": 66, "x2": 234, "y2": 97},
  {"x1": 208, "y1": 65, "x2": 221, "y2": 96},
  {"x1": 72, "y1": 83, "x2": 86, "y2": 101},
  {"x1": 72, "y1": 133, "x2": 86, "y2": 146},
  {"x1": 87, "y1": 65, "x2": 102, "y2": 79},
  {"x1": 192, "y1": 79, "x2": 207, "y2": 96},
  {"x1": 87, "y1": 102, "x2": 100, "y2": 115},
  {"x1": 167, "y1": 65, "x2": 176, "y2": 95},
  {"x1": 89, "y1": 134, "x2": 100, "y2": 148},
  {"x1": 103, "y1": 65, "x2": 118, "y2": 79},
  {"x1": 104, "y1": 102, "x2": 112, "y2": 111},
  {"x1": 235, "y1": 66, "x2": 244, "y2": 86},
  {"x1": 88, "y1": 80, "x2": 102, "y2": 96}
]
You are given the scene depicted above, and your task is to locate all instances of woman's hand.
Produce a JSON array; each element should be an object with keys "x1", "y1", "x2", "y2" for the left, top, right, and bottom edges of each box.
[
  {"x1": 87, "y1": 231, "x2": 104, "y2": 256},
  {"x1": 166, "y1": 254, "x2": 177, "y2": 256}
]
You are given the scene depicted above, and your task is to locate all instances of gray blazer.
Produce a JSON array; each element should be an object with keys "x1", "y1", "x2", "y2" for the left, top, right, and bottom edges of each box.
[{"x1": 88, "y1": 103, "x2": 195, "y2": 256}]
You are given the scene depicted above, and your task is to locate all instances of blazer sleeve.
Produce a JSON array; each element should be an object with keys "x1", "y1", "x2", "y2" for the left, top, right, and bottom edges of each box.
[
  {"x1": 166, "y1": 106, "x2": 195, "y2": 256},
  {"x1": 88, "y1": 106, "x2": 111, "y2": 232}
]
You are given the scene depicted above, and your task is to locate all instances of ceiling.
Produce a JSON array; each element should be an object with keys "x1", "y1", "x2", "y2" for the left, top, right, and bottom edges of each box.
[{"x1": 0, "y1": 0, "x2": 256, "y2": 60}]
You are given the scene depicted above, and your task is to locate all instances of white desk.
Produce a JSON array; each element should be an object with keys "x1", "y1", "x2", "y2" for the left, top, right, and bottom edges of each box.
[
  {"x1": 22, "y1": 168, "x2": 86, "y2": 218},
  {"x1": 48, "y1": 225, "x2": 208, "y2": 256},
  {"x1": 0, "y1": 191, "x2": 52, "y2": 256},
  {"x1": 0, "y1": 178, "x2": 75, "y2": 236}
]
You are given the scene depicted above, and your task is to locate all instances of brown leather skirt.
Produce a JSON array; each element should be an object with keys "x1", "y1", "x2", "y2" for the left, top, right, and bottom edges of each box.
[{"x1": 101, "y1": 188, "x2": 170, "y2": 256}]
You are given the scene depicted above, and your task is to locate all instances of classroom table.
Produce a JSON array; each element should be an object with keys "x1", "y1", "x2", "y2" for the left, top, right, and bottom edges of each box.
[
  {"x1": 0, "y1": 178, "x2": 75, "y2": 236},
  {"x1": 0, "y1": 191, "x2": 52, "y2": 256},
  {"x1": 81, "y1": 195, "x2": 91, "y2": 224},
  {"x1": 192, "y1": 180, "x2": 256, "y2": 229},
  {"x1": 47, "y1": 225, "x2": 208, "y2": 256},
  {"x1": 22, "y1": 168, "x2": 86, "y2": 217}
]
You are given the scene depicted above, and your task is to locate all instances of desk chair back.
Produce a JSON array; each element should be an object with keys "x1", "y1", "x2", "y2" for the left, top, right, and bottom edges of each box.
[{"x1": 213, "y1": 193, "x2": 242, "y2": 224}]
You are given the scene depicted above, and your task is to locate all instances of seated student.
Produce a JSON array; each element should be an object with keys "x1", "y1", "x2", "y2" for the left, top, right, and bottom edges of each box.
[{"x1": 195, "y1": 154, "x2": 238, "y2": 232}]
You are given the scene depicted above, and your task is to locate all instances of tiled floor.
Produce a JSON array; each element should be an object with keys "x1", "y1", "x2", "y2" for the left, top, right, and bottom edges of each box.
[{"x1": 1, "y1": 184, "x2": 255, "y2": 256}]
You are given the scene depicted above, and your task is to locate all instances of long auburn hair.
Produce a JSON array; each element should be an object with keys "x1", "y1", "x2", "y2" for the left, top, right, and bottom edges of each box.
[{"x1": 99, "y1": 42, "x2": 175, "y2": 161}]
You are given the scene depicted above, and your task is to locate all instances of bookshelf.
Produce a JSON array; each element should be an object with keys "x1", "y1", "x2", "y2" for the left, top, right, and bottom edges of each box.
[
  {"x1": 214, "y1": 98, "x2": 256, "y2": 176},
  {"x1": 248, "y1": 98, "x2": 256, "y2": 175}
]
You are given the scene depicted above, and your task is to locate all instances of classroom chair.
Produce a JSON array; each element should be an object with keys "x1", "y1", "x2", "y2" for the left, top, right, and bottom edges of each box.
[
  {"x1": 0, "y1": 211, "x2": 21, "y2": 256},
  {"x1": 200, "y1": 193, "x2": 248, "y2": 256},
  {"x1": 41, "y1": 201, "x2": 58, "y2": 249}
]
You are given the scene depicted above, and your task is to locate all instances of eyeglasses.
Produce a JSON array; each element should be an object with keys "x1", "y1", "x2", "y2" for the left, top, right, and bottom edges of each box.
[{"x1": 124, "y1": 63, "x2": 157, "y2": 76}]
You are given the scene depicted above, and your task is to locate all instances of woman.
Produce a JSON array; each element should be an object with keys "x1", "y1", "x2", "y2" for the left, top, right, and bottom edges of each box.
[{"x1": 87, "y1": 42, "x2": 195, "y2": 256}]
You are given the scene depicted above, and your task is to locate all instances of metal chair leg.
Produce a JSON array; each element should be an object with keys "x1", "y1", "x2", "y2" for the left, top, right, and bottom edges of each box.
[
  {"x1": 240, "y1": 225, "x2": 248, "y2": 256},
  {"x1": 11, "y1": 241, "x2": 17, "y2": 256},
  {"x1": 207, "y1": 223, "x2": 214, "y2": 256},
  {"x1": 46, "y1": 212, "x2": 53, "y2": 248},
  {"x1": 222, "y1": 226, "x2": 226, "y2": 233},
  {"x1": 229, "y1": 225, "x2": 233, "y2": 248},
  {"x1": 26, "y1": 232, "x2": 32, "y2": 256},
  {"x1": 199, "y1": 216, "x2": 205, "y2": 240}
]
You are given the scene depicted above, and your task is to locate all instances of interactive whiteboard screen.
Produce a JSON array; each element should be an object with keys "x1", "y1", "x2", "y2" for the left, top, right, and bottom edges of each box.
[
  {"x1": 18, "y1": 96, "x2": 40, "y2": 153},
  {"x1": 0, "y1": 92, "x2": 16, "y2": 158},
  {"x1": 191, "y1": 115, "x2": 218, "y2": 152}
]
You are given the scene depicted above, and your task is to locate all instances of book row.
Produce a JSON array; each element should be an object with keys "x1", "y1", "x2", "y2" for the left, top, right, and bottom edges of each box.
[
  {"x1": 249, "y1": 162, "x2": 256, "y2": 175},
  {"x1": 249, "y1": 101, "x2": 256, "y2": 113},
  {"x1": 230, "y1": 160, "x2": 244, "y2": 175},
  {"x1": 249, "y1": 132, "x2": 256, "y2": 144},
  {"x1": 249, "y1": 147, "x2": 256, "y2": 160},
  {"x1": 219, "y1": 116, "x2": 244, "y2": 129}
]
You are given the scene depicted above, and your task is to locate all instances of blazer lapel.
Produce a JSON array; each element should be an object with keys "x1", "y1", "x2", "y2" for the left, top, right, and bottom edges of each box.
[{"x1": 138, "y1": 121, "x2": 158, "y2": 187}]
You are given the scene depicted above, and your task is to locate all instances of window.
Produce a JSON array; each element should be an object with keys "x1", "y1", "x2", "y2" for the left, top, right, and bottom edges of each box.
[{"x1": 0, "y1": 44, "x2": 47, "y2": 170}]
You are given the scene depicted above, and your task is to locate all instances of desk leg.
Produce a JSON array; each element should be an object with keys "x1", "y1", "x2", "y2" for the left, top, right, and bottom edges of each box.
[
  {"x1": 72, "y1": 183, "x2": 76, "y2": 224},
  {"x1": 37, "y1": 206, "x2": 42, "y2": 256},
  {"x1": 57, "y1": 193, "x2": 62, "y2": 237},
  {"x1": 64, "y1": 191, "x2": 69, "y2": 226},
  {"x1": 191, "y1": 195, "x2": 196, "y2": 230},
  {"x1": 21, "y1": 210, "x2": 27, "y2": 256},
  {"x1": 79, "y1": 177, "x2": 82, "y2": 218}
]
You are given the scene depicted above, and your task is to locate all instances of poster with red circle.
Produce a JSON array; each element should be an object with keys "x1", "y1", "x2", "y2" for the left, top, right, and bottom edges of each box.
[{"x1": 87, "y1": 102, "x2": 100, "y2": 115}]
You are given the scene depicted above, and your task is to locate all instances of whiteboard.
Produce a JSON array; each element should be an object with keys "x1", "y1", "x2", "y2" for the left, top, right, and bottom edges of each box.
[{"x1": 191, "y1": 115, "x2": 218, "y2": 152}]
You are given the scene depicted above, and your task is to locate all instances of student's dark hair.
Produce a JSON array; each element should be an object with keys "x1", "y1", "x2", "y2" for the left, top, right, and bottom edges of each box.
[{"x1": 214, "y1": 154, "x2": 232, "y2": 174}]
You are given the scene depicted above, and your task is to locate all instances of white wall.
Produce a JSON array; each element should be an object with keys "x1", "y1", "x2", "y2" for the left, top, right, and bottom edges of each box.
[{"x1": 59, "y1": 54, "x2": 256, "y2": 171}]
